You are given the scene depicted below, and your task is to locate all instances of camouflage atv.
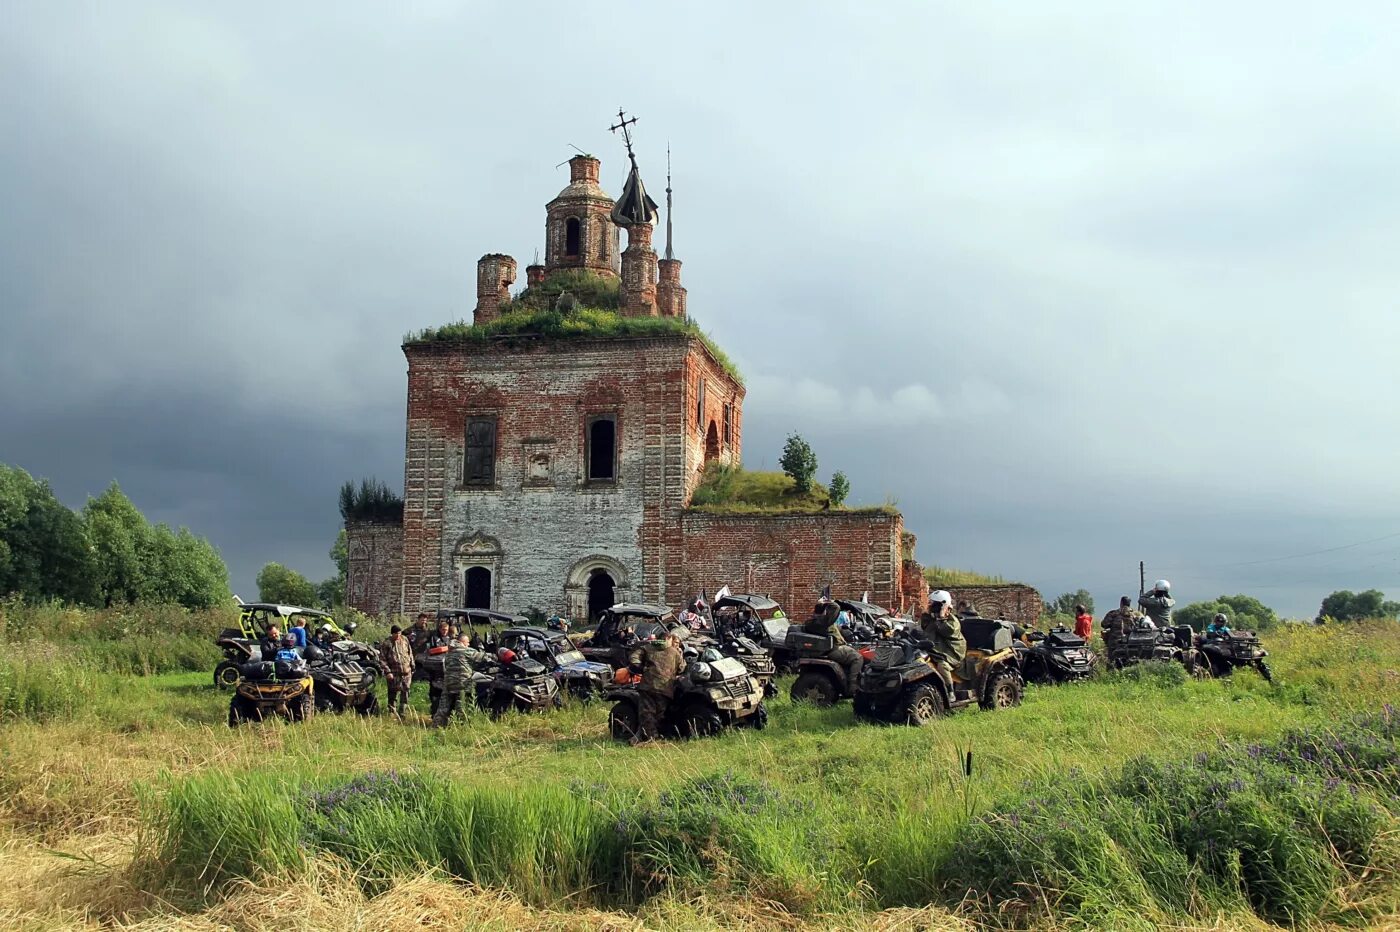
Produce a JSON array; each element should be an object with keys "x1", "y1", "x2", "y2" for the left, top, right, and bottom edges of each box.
[
  {"x1": 1015, "y1": 625, "x2": 1097, "y2": 685},
  {"x1": 227, "y1": 656, "x2": 315, "y2": 726},
  {"x1": 606, "y1": 652, "x2": 766, "y2": 741},
  {"x1": 853, "y1": 618, "x2": 1023, "y2": 725},
  {"x1": 1115, "y1": 620, "x2": 1210, "y2": 678}
]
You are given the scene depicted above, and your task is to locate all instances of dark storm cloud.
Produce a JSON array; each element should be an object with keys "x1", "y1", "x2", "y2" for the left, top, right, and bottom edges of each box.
[{"x1": 3, "y1": 1, "x2": 1399, "y2": 616}]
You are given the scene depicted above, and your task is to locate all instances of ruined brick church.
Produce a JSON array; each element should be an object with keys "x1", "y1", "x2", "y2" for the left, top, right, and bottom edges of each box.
[{"x1": 346, "y1": 133, "x2": 927, "y2": 620}]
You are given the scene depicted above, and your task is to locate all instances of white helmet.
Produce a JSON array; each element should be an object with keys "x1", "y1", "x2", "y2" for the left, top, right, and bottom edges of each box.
[
  {"x1": 928, "y1": 589, "x2": 952, "y2": 605},
  {"x1": 1154, "y1": 579, "x2": 1171, "y2": 592}
]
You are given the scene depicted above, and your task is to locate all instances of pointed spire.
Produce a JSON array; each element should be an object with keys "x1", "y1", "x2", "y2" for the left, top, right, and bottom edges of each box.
[{"x1": 664, "y1": 144, "x2": 675, "y2": 261}]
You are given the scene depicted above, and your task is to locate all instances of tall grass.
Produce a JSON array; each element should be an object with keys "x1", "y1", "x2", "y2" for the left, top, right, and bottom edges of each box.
[{"x1": 0, "y1": 654, "x2": 101, "y2": 720}]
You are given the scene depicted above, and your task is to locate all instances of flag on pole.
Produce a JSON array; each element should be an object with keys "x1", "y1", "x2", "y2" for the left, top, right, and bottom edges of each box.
[
  {"x1": 713, "y1": 584, "x2": 731, "y2": 603},
  {"x1": 862, "y1": 590, "x2": 870, "y2": 604},
  {"x1": 820, "y1": 584, "x2": 831, "y2": 601}
]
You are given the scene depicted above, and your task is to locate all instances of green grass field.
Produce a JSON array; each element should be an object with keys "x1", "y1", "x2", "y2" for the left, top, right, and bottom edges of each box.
[{"x1": 2, "y1": 614, "x2": 1399, "y2": 930}]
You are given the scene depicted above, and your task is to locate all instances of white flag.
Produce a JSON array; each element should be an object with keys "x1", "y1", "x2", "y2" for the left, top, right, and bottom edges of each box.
[
  {"x1": 862, "y1": 590, "x2": 870, "y2": 604},
  {"x1": 713, "y1": 584, "x2": 731, "y2": 603}
]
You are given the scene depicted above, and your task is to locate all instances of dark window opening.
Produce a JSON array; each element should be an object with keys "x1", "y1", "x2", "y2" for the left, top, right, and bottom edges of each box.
[
  {"x1": 587, "y1": 416, "x2": 616, "y2": 481},
  {"x1": 587, "y1": 570, "x2": 616, "y2": 621},
  {"x1": 722, "y1": 404, "x2": 732, "y2": 446},
  {"x1": 464, "y1": 417, "x2": 496, "y2": 486},
  {"x1": 565, "y1": 217, "x2": 581, "y2": 257},
  {"x1": 696, "y1": 379, "x2": 705, "y2": 427},
  {"x1": 705, "y1": 421, "x2": 720, "y2": 463},
  {"x1": 465, "y1": 566, "x2": 492, "y2": 609}
]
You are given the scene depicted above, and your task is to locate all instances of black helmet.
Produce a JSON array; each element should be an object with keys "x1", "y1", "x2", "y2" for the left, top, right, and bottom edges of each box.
[
  {"x1": 281, "y1": 635, "x2": 296, "y2": 648},
  {"x1": 303, "y1": 644, "x2": 324, "y2": 662}
]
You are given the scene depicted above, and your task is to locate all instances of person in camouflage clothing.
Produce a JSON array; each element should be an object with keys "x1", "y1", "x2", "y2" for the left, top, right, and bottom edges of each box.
[
  {"x1": 433, "y1": 635, "x2": 485, "y2": 726},
  {"x1": 803, "y1": 600, "x2": 864, "y2": 690},
  {"x1": 1099, "y1": 596, "x2": 1139, "y2": 666},
  {"x1": 1138, "y1": 580, "x2": 1176, "y2": 628},
  {"x1": 917, "y1": 590, "x2": 966, "y2": 687},
  {"x1": 406, "y1": 612, "x2": 433, "y2": 654},
  {"x1": 633, "y1": 632, "x2": 687, "y2": 742},
  {"x1": 378, "y1": 625, "x2": 415, "y2": 717}
]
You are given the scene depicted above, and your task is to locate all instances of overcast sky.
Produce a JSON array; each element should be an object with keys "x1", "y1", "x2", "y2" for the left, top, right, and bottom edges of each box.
[{"x1": 3, "y1": 2, "x2": 1398, "y2": 617}]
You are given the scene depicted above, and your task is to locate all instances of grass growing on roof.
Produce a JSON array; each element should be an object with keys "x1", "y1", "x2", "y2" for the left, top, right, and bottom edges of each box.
[
  {"x1": 922, "y1": 565, "x2": 1015, "y2": 586},
  {"x1": 687, "y1": 463, "x2": 897, "y2": 515},
  {"x1": 404, "y1": 306, "x2": 743, "y2": 386}
]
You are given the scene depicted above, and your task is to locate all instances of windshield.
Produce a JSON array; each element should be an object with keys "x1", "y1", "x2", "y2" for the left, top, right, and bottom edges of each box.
[{"x1": 555, "y1": 648, "x2": 586, "y2": 665}]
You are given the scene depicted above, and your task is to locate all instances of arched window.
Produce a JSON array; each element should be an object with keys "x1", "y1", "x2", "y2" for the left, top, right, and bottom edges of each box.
[
  {"x1": 565, "y1": 217, "x2": 581, "y2": 257},
  {"x1": 587, "y1": 416, "x2": 616, "y2": 481}
]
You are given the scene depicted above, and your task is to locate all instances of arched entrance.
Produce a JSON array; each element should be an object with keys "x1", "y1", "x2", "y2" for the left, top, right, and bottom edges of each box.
[
  {"x1": 465, "y1": 566, "x2": 492, "y2": 609},
  {"x1": 705, "y1": 420, "x2": 720, "y2": 463},
  {"x1": 587, "y1": 570, "x2": 616, "y2": 620}
]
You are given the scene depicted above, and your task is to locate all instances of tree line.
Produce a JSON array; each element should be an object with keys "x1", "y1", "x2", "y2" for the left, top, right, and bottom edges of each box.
[{"x1": 0, "y1": 463, "x2": 229, "y2": 609}]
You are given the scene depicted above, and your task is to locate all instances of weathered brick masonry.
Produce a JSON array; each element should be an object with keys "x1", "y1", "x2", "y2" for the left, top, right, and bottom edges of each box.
[
  {"x1": 346, "y1": 150, "x2": 924, "y2": 619},
  {"x1": 938, "y1": 584, "x2": 1044, "y2": 628}
]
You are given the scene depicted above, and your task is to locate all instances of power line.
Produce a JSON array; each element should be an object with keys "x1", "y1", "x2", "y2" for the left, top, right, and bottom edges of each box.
[{"x1": 1217, "y1": 530, "x2": 1400, "y2": 568}]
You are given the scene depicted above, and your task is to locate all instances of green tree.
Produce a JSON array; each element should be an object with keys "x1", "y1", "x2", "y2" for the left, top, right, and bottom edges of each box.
[
  {"x1": 1046, "y1": 589, "x2": 1094, "y2": 617},
  {"x1": 1177, "y1": 594, "x2": 1279, "y2": 632},
  {"x1": 0, "y1": 464, "x2": 98, "y2": 604},
  {"x1": 1317, "y1": 589, "x2": 1399, "y2": 623},
  {"x1": 828, "y1": 471, "x2": 850, "y2": 507},
  {"x1": 256, "y1": 562, "x2": 318, "y2": 606},
  {"x1": 83, "y1": 482, "x2": 152, "y2": 605},
  {"x1": 779, "y1": 434, "x2": 818, "y2": 495}
]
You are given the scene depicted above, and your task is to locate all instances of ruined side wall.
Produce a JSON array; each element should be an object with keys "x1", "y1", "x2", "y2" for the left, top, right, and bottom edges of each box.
[
  {"x1": 676, "y1": 511, "x2": 904, "y2": 611},
  {"x1": 682, "y1": 347, "x2": 744, "y2": 500},
  {"x1": 936, "y1": 584, "x2": 1045, "y2": 627},
  {"x1": 345, "y1": 520, "x2": 404, "y2": 617}
]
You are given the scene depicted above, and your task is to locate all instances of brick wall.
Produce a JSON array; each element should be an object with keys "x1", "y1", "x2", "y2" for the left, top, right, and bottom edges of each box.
[
  {"x1": 676, "y1": 511, "x2": 906, "y2": 612},
  {"x1": 933, "y1": 584, "x2": 1044, "y2": 627},
  {"x1": 345, "y1": 519, "x2": 404, "y2": 617}
]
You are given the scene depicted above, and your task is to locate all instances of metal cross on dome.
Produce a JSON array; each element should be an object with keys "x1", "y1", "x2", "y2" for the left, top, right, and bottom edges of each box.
[{"x1": 609, "y1": 108, "x2": 639, "y2": 165}]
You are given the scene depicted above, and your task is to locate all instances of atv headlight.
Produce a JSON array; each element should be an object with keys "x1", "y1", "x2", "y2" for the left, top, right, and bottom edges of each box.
[
  {"x1": 884, "y1": 675, "x2": 902, "y2": 688},
  {"x1": 689, "y1": 661, "x2": 713, "y2": 682}
]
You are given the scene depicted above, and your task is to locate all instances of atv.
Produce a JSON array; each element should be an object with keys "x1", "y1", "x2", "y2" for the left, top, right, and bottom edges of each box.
[
  {"x1": 1196, "y1": 630, "x2": 1272, "y2": 681},
  {"x1": 606, "y1": 651, "x2": 767, "y2": 741},
  {"x1": 473, "y1": 647, "x2": 562, "y2": 718},
  {"x1": 783, "y1": 625, "x2": 880, "y2": 707},
  {"x1": 227, "y1": 656, "x2": 315, "y2": 726},
  {"x1": 853, "y1": 618, "x2": 1023, "y2": 725},
  {"x1": 215, "y1": 602, "x2": 382, "y2": 689},
  {"x1": 1114, "y1": 620, "x2": 1209, "y2": 677},
  {"x1": 1015, "y1": 625, "x2": 1097, "y2": 685},
  {"x1": 305, "y1": 644, "x2": 379, "y2": 715},
  {"x1": 496, "y1": 625, "x2": 612, "y2": 701}
]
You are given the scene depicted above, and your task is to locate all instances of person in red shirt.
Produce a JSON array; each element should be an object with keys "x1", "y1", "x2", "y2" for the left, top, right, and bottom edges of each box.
[{"x1": 1073, "y1": 604, "x2": 1093, "y2": 639}]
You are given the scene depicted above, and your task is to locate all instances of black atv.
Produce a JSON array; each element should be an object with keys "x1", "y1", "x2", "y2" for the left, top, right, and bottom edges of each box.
[
  {"x1": 693, "y1": 618, "x2": 778, "y2": 699},
  {"x1": 784, "y1": 626, "x2": 865, "y2": 707},
  {"x1": 496, "y1": 626, "x2": 612, "y2": 701},
  {"x1": 1115, "y1": 621, "x2": 1209, "y2": 677},
  {"x1": 606, "y1": 651, "x2": 767, "y2": 741},
  {"x1": 214, "y1": 628, "x2": 259, "y2": 689},
  {"x1": 227, "y1": 656, "x2": 315, "y2": 726},
  {"x1": 473, "y1": 648, "x2": 561, "y2": 718},
  {"x1": 305, "y1": 644, "x2": 379, "y2": 715},
  {"x1": 1196, "y1": 630, "x2": 1272, "y2": 681},
  {"x1": 853, "y1": 619, "x2": 1023, "y2": 725},
  {"x1": 1015, "y1": 625, "x2": 1097, "y2": 685},
  {"x1": 579, "y1": 603, "x2": 677, "y2": 669}
]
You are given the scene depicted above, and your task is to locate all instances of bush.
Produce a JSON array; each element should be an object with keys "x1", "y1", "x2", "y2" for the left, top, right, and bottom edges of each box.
[
  {"x1": 338, "y1": 479, "x2": 403, "y2": 524},
  {"x1": 1178, "y1": 594, "x2": 1281, "y2": 632},
  {"x1": 779, "y1": 435, "x2": 818, "y2": 494}
]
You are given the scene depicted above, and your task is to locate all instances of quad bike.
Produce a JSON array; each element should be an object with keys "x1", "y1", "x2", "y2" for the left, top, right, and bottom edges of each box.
[
  {"x1": 495, "y1": 626, "x2": 611, "y2": 701},
  {"x1": 578, "y1": 603, "x2": 677, "y2": 669},
  {"x1": 473, "y1": 647, "x2": 561, "y2": 718},
  {"x1": 692, "y1": 620, "x2": 778, "y2": 698},
  {"x1": 606, "y1": 651, "x2": 767, "y2": 741},
  {"x1": 305, "y1": 644, "x2": 379, "y2": 715},
  {"x1": 1015, "y1": 625, "x2": 1097, "y2": 685},
  {"x1": 784, "y1": 627, "x2": 878, "y2": 707},
  {"x1": 1196, "y1": 630, "x2": 1272, "y2": 681},
  {"x1": 853, "y1": 618, "x2": 1023, "y2": 725},
  {"x1": 227, "y1": 657, "x2": 315, "y2": 726},
  {"x1": 1114, "y1": 621, "x2": 1210, "y2": 678},
  {"x1": 215, "y1": 601, "x2": 382, "y2": 689}
]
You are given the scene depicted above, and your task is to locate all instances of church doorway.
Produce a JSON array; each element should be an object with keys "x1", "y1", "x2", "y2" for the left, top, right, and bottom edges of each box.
[
  {"x1": 587, "y1": 569, "x2": 616, "y2": 620},
  {"x1": 465, "y1": 566, "x2": 492, "y2": 609},
  {"x1": 704, "y1": 421, "x2": 720, "y2": 463}
]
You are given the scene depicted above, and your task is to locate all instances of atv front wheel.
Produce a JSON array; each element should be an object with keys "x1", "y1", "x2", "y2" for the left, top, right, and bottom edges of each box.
[
  {"x1": 355, "y1": 692, "x2": 380, "y2": 716},
  {"x1": 682, "y1": 705, "x2": 724, "y2": 738},
  {"x1": 1257, "y1": 661, "x2": 1273, "y2": 683},
  {"x1": 981, "y1": 670, "x2": 1023, "y2": 710},
  {"x1": 214, "y1": 661, "x2": 241, "y2": 690},
  {"x1": 747, "y1": 701, "x2": 769, "y2": 730},
  {"x1": 900, "y1": 684, "x2": 945, "y2": 726},
  {"x1": 290, "y1": 692, "x2": 314, "y2": 722},
  {"x1": 790, "y1": 671, "x2": 839, "y2": 707},
  {"x1": 1185, "y1": 651, "x2": 1214, "y2": 679},
  {"x1": 608, "y1": 701, "x2": 640, "y2": 742},
  {"x1": 228, "y1": 695, "x2": 257, "y2": 727},
  {"x1": 853, "y1": 692, "x2": 882, "y2": 723}
]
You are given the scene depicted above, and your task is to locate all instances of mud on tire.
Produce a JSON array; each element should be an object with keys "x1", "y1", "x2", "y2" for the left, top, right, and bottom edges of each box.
[
  {"x1": 899, "y1": 683, "x2": 945, "y2": 726},
  {"x1": 790, "y1": 670, "x2": 839, "y2": 707},
  {"x1": 980, "y1": 669, "x2": 1023, "y2": 710}
]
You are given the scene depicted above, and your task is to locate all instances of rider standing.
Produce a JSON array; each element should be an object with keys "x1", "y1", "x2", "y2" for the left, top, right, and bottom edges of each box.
[
  {"x1": 633, "y1": 631, "x2": 687, "y2": 742},
  {"x1": 1100, "y1": 596, "x2": 1139, "y2": 664},
  {"x1": 1138, "y1": 580, "x2": 1176, "y2": 628}
]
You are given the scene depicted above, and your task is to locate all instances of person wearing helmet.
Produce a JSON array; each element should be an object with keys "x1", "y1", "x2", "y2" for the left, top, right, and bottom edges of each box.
[
  {"x1": 1205, "y1": 613, "x2": 1232, "y2": 639},
  {"x1": 803, "y1": 600, "x2": 864, "y2": 692},
  {"x1": 1138, "y1": 580, "x2": 1176, "y2": 628},
  {"x1": 378, "y1": 624, "x2": 415, "y2": 718},
  {"x1": 274, "y1": 634, "x2": 301, "y2": 665},
  {"x1": 1100, "y1": 596, "x2": 1140, "y2": 666},
  {"x1": 433, "y1": 634, "x2": 486, "y2": 726},
  {"x1": 918, "y1": 590, "x2": 966, "y2": 688},
  {"x1": 630, "y1": 630, "x2": 686, "y2": 742}
]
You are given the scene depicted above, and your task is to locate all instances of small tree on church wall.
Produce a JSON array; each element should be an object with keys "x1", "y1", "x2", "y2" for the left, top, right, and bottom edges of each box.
[{"x1": 780, "y1": 434, "x2": 818, "y2": 494}]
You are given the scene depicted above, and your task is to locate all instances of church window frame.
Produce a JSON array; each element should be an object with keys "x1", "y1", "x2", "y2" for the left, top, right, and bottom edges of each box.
[
  {"x1": 722, "y1": 403, "x2": 732, "y2": 447},
  {"x1": 584, "y1": 413, "x2": 619, "y2": 484},
  {"x1": 463, "y1": 416, "x2": 498, "y2": 487},
  {"x1": 564, "y1": 217, "x2": 581, "y2": 258},
  {"x1": 696, "y1": 378, "x2": 705, "y2": 428}
]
